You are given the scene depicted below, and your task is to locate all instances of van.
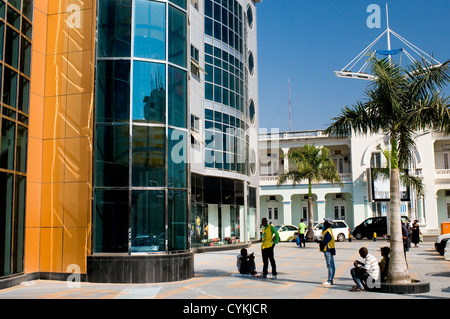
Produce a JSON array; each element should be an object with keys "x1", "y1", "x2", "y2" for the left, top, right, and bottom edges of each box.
[{"x1": 352, "y1": 216, "x2": 409, "y2": 240}]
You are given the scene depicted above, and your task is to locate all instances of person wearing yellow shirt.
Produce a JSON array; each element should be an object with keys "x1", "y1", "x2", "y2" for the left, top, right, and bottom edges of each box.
[
  {"x1": 261, "y1": 218, "x2": 279, "y2": 279},
  {"x1": 317, "y1": 218, "x2": 336, "y2": 285},
  {"x1": 297, "y1": 219, "x2": 307, "y2": 248}
]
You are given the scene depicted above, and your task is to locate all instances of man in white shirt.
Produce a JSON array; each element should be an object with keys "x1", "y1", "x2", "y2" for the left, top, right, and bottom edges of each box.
[{"x1": 350, "y1": 247, "x2": 380, "y2": 291}]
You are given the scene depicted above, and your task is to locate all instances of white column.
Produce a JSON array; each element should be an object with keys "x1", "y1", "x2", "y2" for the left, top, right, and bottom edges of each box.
[
  {"x1": 317, "y1": 199, "x2": 326, "y2": 221},
  {"x1": 282, "y1": 148, "x2": 290, "y2": 173},
  {"x1": 283, "y1": 200, "x2": 292, "y2": 225}
]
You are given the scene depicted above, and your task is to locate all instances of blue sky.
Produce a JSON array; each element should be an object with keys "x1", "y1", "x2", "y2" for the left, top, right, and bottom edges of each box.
[{"x1": 257, "y1": 0, "x2": 450, "y2": 132}]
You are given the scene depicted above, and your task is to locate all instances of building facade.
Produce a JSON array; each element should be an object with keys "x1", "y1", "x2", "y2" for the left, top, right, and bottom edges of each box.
[
  {"x1": 0, "y1": 0, "x2": 260, "y2": 287},
  {"x1": 259, "y1": 129, "x2": 450, "y2": 236}
]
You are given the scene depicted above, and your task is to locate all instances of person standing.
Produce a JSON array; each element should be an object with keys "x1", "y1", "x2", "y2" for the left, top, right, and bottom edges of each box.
[
  {"x1": 318, "y1": 218, "x2": 336, "y2": 285},
  {"x1": 411, "y1": 220, "x2": 421, "y2": 248},
  {"x1": 297, "y1": 218, "x2": 307, "y2": 248},
  {"x1": 261, "y1": 218, "x2": 279, "y2": 279}
]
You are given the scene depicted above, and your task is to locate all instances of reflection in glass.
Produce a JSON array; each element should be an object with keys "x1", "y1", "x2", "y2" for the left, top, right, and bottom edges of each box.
[
  {"x1": 5, "y1": 27, "x2": 19, "y2": 69},
  {"x1": 18, "y1": 76, "x2": 29, "y2": 114},
  {"x1": 132, "y1": 126, "x2": 165, "y2": 187},
  {"x1": 170, "y1": 0, "x2": 186, "y2": 10},
  {"x1": 15, "y1": 125, "x2": 27, "y2": 173},
  {"x1": 96, "y1": 60, "x2": 130, "y2": 123},
  {"x1": 168, "y1": 190, "x2": 187, "y2": 251},
  {"x1": 133, "y1": 61, "x2": 165, "y2": 124},
  {"x1": 13, "y1": 175, "x2": 26, "y2": 274},
  {"x1": 93, "y1": 190, "x2": 129, "y2": 253},
  {"x1": 168, "y1": 66, "x2": 187, "y2": 128},
  {"x1": 94, "y1": 125, "x2": 130, "y2": 187},
  {"x1": 134, "y1": 0, "x2": 165, "y2": 60},
  {"x1": 168, "y1": 5, "x2": 187, "y2": 68},
  {"x1": 168, "y1": 129, "x2": 187, "y2": 189},
  {"x1": 20, "y1": 37, "x2": 31, "y2": 77},
  {"x1": 131, "y1": 190, "x2": 165, "y2": 252},
  {"x1": 1, "y1": 119, "x2": 15, "y2": 171},
  {"x1": 0, "y1": 172, "x2": 13, "y2": 276},
  {"x1": 97, "y1": 0, "x2": 131, "y2": 57}
]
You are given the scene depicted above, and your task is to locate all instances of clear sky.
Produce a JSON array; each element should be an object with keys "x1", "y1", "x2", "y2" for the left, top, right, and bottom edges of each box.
[{"x1": 256, "y1": 0, "x2": 450, "y2": 132}]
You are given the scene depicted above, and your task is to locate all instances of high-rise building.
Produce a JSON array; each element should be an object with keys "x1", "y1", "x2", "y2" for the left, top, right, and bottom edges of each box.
[{"x1": 0, "y1": 0, "x2": 260, "y2": 287}]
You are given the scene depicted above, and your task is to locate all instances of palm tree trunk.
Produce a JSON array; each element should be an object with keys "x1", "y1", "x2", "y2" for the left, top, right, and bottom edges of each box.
[
  {"x1": 306, "y1": 181, "x2": 315, "y2": 241},
  {"x1": 386, "y1": 168, "x2": 411, "y2": 284},
  {"x1": 306, "y1": 196, "x2": 315, "y2": 241}
]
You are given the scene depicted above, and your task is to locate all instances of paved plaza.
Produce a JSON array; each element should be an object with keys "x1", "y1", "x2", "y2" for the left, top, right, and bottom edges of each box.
[{"x1": 0, "y1": 239, "x2": 448, "y2": 301}]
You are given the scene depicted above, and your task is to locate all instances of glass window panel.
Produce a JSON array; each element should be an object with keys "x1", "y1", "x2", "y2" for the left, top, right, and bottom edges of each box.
[
  {"x1": 168, "y1": 5, "x2": 187, "y2": 68},
  {"x1": 8, "y1": 0, "x2": 21, "y2": 10},
  {"x1": 132, "y1": 61, "x2": 165, "y2": 124},
  {"x1": 20, "y1": 37, "x2": 31, "y2": 77},
  {"x1": 94, "y1": 125, "x2": 130, "y2": 187},
  {"x1": 21, "y1": 17, "x2": 31, "y2": 39},
  {"x1": 204, "y1": 17, "x2": 212, "y2": 37},
  {"x1": 170, "y1": 0, "x2": 186, "y2": 10},
  {"x1": 96, "y1": 60, "x2": 130, "y2": 123},
  {"x1": 131, "y1": 190, "x2": 165, "y2": 253},
  {"x1": 98, "y1": 0, "x2": 131, "y2": 58},
  {"x1": 168, "y1": 66, "x2": 187, "y2": 128},
  {"x1": 7, "y1": 5, "x2": 20, "y2": 29},
  {"x1": 205, "y1": 0, "x2": 212, "y2": 17},
  {"x1": 5, "y1": 27, "x2": 19, "y2": 69},
  {"x1": 205, "y1": 83, "x2": 213, "y2": 101},
  {"x1": 18, "y1": 76, "x2": 29, "y2": 114},
  {"x1": 0, "y1": 22, "x2": 4, "y2": 61},
  {"x1": 22, "y1": 0, "x2": 33, "y2": 21},
  {"x1": 15, "y1": 124, "x2": 27, "y2": 173},
  {"x1": 168, "y1": 190, "x2": 187, "y2": 251},
  {"x1": 12, "y1": 174, "x2": 25, "y2": 274},
  {"x1": 134, "y1": 0, "x2": 165, "y2": 60},
  {"x1": 0, "y1": 172, "x2": 13, "y2": 276},
  {"x1": 1, "y1": 119, "x2": 15, "y2": 170},
  {"x1": 93, "y1": 190, "x2": 129, "y2": 253},
  {"x1": 214, "y1": 85, "x2": 221, "y2": 103},
  {"x1": 213, "y1": 21, "x2": 221, "y2": 40},
  {"x1": 0, "y1": 2, "x2": 4, "y2": 19},
  {"x1": 205, "y1": 64, "x2": 213, "y2": 83},
  {"x1": 168, "y1": 129, "x2": 187, "y2": 188},
  {"x1": 132, "y1": 126, "x2": 165, "y2": 187}
]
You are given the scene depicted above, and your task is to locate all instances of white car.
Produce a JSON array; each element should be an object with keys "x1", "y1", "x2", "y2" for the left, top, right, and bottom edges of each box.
[
  {"x1": 435, "y1": 233, "x2": 450, "y2": 255},
  {"x1": 313, "y1": 220, "x2": 351, "y2": 242},
  {"x1": 273, "y1": 225, "x2": 299, "y2": 242}
]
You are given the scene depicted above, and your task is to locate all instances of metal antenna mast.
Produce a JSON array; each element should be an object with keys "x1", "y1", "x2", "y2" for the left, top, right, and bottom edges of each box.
[{"x1": 288, "y1": 77, "x2": 292, "y2": 131}]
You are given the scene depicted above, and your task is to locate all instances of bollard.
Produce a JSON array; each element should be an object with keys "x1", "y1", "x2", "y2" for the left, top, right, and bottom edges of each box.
[
  {"x1": 348, "y1": 230, "x2": 352, "y2": 242},
  {"x1": 373, "y1": 232, "x2": 377, "y2": 241}
]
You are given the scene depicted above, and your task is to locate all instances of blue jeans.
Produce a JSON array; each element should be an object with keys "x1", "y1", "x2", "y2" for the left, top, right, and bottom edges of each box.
[
  {"x1": 323, "y1": 251, "x2": 335, "y2": 284},
  {"x1": 351, "y1": 268, "x2": 369, "y2": 289}
]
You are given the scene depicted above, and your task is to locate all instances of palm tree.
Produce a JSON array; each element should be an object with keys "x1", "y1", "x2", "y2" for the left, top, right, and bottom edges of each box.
[
  {"x1": 277, "y1": 145, "x2": 342, "y2": 241},
  {"x1": 372, "y1": 145, "x2": 425, "y2": 198},
  {"x1": 325, "y1": 57, "x2": 450, "y2": 284}
]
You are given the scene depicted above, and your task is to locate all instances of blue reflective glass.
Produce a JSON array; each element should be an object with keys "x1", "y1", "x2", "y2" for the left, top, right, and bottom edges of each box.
[
  {"x1": 168, "y1": 129, "x2": 187, "y2": 189},
  {"x1": 168, "y1": 190, "x2": 187, "y2": 251},
  {"x1": 168, "y1": 5, "x2": 187, "y2": 68},
  {"x1": 134, "y1": 0, "x2": 165, "y2": 60},
  {"x1": 170, "y1": 0, "x2": 186, "y2": 10},
  {"x1": 98, "y1": 0, "x2": 131, "y2": 57},
  {"x1": 133, "y1": 61, "x2": 165, "y2": 124},
  {"x1": 168, "y1": 66, "x2": 187, "y2": 128}
]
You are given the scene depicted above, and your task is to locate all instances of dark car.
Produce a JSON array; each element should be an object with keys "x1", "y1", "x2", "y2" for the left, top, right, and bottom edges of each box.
[{"x1": 352, "y1": 216, "x2": 408, "y2": 240}]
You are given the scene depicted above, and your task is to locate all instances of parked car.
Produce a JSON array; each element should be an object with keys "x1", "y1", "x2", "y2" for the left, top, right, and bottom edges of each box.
[
  {"x1": 313, "y1": 220, "x2": 350, "y2": 242},
  {"x1": 274, "y1": 225, "x2": 299, "y2": 242},
  {"x1": 435, "y1": 233, "x2": 450, "y2": 256},
  {"x1": 352, "y1": 216, "x2": 409, "y2": 240}
]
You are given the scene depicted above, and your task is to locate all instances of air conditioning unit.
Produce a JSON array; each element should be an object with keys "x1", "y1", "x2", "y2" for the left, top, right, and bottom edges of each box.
[{"x1": 336, "y1": 194, "x2": 342, "y2": 199}]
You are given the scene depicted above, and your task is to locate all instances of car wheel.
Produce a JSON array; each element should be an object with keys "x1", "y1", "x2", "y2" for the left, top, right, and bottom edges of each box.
[
  {"x1": 337, "y1": 233, "x2": 345, "y2": 242},
  {"x1": 355, "y1": 233, "x2": 363, "y2": 240}
]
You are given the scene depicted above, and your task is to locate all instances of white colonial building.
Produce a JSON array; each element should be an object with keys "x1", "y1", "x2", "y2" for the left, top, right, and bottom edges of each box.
[{"x1": 258, "y1": 129, "x2": 450, "y2": 236}]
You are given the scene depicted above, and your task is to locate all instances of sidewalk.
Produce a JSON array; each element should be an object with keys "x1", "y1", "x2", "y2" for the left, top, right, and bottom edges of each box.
[{"x1": 0, "y1": 239, "x2": 448, "y2": 300}]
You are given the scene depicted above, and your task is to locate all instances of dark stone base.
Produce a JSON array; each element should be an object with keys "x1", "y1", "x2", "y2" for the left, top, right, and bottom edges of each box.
[
  {"x1": 87, "y1": 252, "x2": 194, "y2": 284},
  {"x1": 379, "y1": 280, "x2": 430, "y2": 294}
]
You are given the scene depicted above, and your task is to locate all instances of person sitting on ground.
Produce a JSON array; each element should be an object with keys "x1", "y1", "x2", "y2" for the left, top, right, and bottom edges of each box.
[
  {"x1": 350, "y1": 247, "x2": 380, "y2": 291},
  {"x1": 236, "y1": 248, "x2": 258, "y2": 276},
  {"x1": 379, "y1": 246, "x2": 390, "y2": 283}
]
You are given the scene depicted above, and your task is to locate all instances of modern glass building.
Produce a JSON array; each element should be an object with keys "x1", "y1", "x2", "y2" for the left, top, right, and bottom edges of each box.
[
  {"x1": 189, "y1": 0, "x2": 260, "y2": 249},
  {"x1": 0, "y1": 0, "x2": 260, "y2": 287}
]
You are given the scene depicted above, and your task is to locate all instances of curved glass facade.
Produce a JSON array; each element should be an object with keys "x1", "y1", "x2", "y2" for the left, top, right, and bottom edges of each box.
[
  {"x1": 93, "y1": 0, "x2": 188, "y2": 254},
  {"x1": 204, "y1": 0, "x2": 250, "y2": 175},
  {"x1": 0, "y1": 0, "x2": 32, "y2": 278}
]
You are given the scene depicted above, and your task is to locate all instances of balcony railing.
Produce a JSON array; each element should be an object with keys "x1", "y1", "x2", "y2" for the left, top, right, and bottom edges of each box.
[
  {"x1": 259, "y1": 173, "x2": 352, "y2": 185},
  {"x1": 435, "y1": 169, "x2": 450, "y2": 179}
]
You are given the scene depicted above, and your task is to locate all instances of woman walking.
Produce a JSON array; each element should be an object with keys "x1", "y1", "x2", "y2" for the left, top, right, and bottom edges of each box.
[{"x1": 411, "y1": 220, "x2": 421, "y2": 248}]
